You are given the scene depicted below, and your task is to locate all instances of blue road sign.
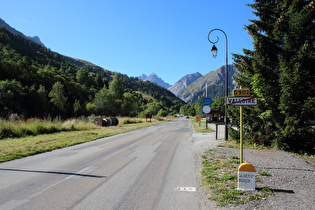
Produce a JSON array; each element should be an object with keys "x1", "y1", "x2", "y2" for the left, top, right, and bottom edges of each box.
[{"x1": 202, "y1": 97, "x2": 211, "y2": 106}]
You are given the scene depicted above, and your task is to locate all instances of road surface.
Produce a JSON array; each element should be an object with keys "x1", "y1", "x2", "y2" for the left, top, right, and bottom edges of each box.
[{"x1": 0, "y1": 118, "x2": 222, "y2": 210}]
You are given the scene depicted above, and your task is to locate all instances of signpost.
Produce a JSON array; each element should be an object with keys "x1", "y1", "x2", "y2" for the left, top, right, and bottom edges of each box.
[
  {"x1": 226, "y1": 91, "x2": 258, "y2": 163},
  {"x1": 227, "y1": 88, "x2": 258, "y2": 190},
  {"x1": 145, "y1": 114, "x2": 152, "y2": 122},
  {"x1": 202, "y1": 98, "x2": 211, "y2": 130},
  {"x1": 202, "y1": 97, "x2": 211, "y2": 106},
  {"x1": 195, "y1": 114, "x2": 201, "y2": 122}
]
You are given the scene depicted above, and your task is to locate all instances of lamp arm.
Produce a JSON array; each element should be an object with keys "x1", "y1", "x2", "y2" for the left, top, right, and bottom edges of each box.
[{"x1": 207, "y1": 29, "x2": 227, "y2": 45}]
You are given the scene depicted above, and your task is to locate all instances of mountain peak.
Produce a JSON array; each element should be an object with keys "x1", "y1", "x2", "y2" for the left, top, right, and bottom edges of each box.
[
  {"x1": 138, "y1": 74, "x2": 148, "y2": 80},
  {"x1": 137, "y1": 73, "x2": 171, "y2": 89},
  {"x1": 0, "y1": 18, "x2": 45, "y2": 47}
]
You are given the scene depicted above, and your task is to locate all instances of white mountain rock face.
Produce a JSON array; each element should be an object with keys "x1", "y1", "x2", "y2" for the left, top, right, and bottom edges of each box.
[{"x1": 137, "y1": 73, "x2": 171, "y2": 89}]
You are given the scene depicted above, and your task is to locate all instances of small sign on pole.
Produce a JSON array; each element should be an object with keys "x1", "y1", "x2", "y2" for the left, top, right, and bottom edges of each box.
[
  {"x1": 202, "y1": 97, "x2": 211, "y2": 106},
  {"x1": 233, "y1": 89, "x2": 250, "y2": 96},
  {"x1": 202, "y1": 106, "x2": 211, "y2": 114},
  {"x1": 145, "y1": 114, "x2": 152, "y2": 122}
]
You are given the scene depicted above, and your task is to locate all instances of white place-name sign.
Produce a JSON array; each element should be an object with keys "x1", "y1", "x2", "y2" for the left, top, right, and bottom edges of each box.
[
  {"x1": 226, "y1": 97, "x2": 258, "y2": 106},
  {"x1": 238, "y1": 162, "x2": 256, "y2": 191},
  {"x1": 238, "y1": 172, "x2": 255, "y2": 191}
]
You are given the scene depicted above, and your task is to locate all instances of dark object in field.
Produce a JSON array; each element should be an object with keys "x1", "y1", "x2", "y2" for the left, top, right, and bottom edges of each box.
[{"x1": 94, "y1": 117, "x2": 119, "y2": 126}]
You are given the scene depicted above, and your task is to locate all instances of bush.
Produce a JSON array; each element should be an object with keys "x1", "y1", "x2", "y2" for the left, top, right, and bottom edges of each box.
[{"x1": 123, "y1": 119, "x2": 142, "y2": 124}]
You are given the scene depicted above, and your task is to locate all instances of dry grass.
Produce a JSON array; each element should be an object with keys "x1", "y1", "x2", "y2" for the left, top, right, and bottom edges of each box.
[{"x1": 0, "y1": 117, "x2": 172, "y2": 162}]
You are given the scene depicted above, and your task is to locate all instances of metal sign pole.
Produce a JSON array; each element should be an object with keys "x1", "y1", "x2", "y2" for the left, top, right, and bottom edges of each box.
[
  {"x1": 240, "y1": 86, "x2": 243, "y2": 164},
  {"x1": 240, "y1": 105, "x2": 243, "y2": 164}
]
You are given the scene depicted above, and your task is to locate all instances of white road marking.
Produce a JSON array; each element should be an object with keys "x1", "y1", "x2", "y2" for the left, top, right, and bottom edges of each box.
[
  {"x1": 103, "y1": 150, "x2": 125, "y2": 161},
  {"x1": 176, "y1": 187, "x2": 196, "y2": 192},
  {"x1": 161, "y1": 135, "x2": 169, "y2": 141},
  {"x1": 31, "y1": 166, "x2": 96, "y2": 198}
]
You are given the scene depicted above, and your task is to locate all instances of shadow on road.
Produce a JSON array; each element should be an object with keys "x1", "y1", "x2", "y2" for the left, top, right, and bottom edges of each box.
[{"x1": 0, "y1": 168, "x2": 106, "y2": 178}]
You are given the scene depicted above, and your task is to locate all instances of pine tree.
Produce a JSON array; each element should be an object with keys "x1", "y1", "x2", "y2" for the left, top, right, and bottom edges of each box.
[
  {"x1": 233, "y1": 0, "x2": 315, "y2": 152},
  {"x1": 275, "y1": 0, "x2": 315, "y2": 151},
  {"x1": 233, "y1": 0, "x2": 283, "y2": 146}
]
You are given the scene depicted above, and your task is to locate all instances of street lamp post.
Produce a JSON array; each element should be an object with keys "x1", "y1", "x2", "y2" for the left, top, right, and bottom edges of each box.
[{"x1": 208, "y1": 29, "x2": 228, "y2": 141}]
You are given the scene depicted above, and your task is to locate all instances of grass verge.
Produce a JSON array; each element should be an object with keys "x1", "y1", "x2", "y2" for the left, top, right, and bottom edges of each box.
[
  {"x1": 193, "y1": 123, "x2": 215, "y2": 133},
  {"x1": 190, "y1": 117, "x2": 215, "y2": 133},
  {"x1": 0, "y1": 117, "x2": 171, "y2": 162},
  {"x1": 200, "y1": 149, "x2": 274, "y2": 206}
]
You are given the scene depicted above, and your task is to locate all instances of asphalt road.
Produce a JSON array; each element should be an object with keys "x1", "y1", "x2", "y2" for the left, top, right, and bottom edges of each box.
[{"x1": 0, "y1": 118, "x2": 210, "y2": 210}]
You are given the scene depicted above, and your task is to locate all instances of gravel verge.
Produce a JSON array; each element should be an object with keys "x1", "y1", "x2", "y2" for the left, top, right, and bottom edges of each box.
[{"x1": 192, "y1": 134, "x2": 315, "y2": 210}]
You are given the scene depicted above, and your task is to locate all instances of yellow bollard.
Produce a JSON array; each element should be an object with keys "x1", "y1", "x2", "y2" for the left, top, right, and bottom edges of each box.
[{"x1": 238, "y1": 162, "x2": 256, "y2": 191}]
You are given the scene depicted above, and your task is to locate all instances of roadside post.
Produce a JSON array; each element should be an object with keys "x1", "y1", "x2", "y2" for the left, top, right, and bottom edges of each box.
[
  {"x1": 215, "y1": 123, "x2": 218, "y2": 140},
  {"x1": 202, "y1": 97, "x2": 211, "y2": 130},
  {"x1": 238, "y1": 162, "x2": 256, "y2": 191}
]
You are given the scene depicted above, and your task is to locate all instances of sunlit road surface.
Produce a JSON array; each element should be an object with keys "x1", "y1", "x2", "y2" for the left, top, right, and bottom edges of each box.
[{"x1": 0, "y1": 118, "x2": 207, "y2": 210}]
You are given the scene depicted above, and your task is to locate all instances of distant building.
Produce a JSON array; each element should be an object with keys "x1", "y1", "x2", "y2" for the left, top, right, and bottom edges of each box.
[{"x1": 206, "y1": 109, "x2": 224, "y2": 122}]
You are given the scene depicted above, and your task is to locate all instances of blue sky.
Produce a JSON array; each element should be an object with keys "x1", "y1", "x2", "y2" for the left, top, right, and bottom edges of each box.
[{"x1": 1, "y1": 0, "x2": 256, "y2": 85}]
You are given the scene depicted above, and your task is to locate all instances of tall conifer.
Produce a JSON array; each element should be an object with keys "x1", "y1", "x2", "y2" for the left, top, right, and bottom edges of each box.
[{"x1": 233, "y1": 0, "x2": 314, "y2": 152}]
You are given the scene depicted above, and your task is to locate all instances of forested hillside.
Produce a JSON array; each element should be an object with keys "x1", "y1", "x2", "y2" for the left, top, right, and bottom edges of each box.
[{"x1": 0, "y1": 27, "x2": 184, "y2": 118}]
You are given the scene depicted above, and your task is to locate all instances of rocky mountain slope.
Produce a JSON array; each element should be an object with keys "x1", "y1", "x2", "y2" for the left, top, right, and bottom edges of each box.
[
  {"x1": 138, "y1": 73, "x2": 171, "y2": 89},
  {"x1": 168, "y1": 72, "x2": 203, "y2": 96},
  {"x1": 171, "y1": 65, "x2": 238, "y2": 104}
]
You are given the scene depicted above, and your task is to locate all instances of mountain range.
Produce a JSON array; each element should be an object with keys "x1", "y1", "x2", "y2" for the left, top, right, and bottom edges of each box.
[{"x1": 138, "y1": 66, "x2": 237, "y2": 104}]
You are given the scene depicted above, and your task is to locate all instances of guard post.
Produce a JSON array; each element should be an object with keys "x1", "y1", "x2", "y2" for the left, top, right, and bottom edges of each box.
[{"x1": 238, "y1": 162, "x2": 256, "y2": 191}]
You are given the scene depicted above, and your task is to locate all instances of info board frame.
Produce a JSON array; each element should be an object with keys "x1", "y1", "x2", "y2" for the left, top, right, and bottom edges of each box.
[{"x1": 226, "y1": 96, "x2": 257, "y2": 106}]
